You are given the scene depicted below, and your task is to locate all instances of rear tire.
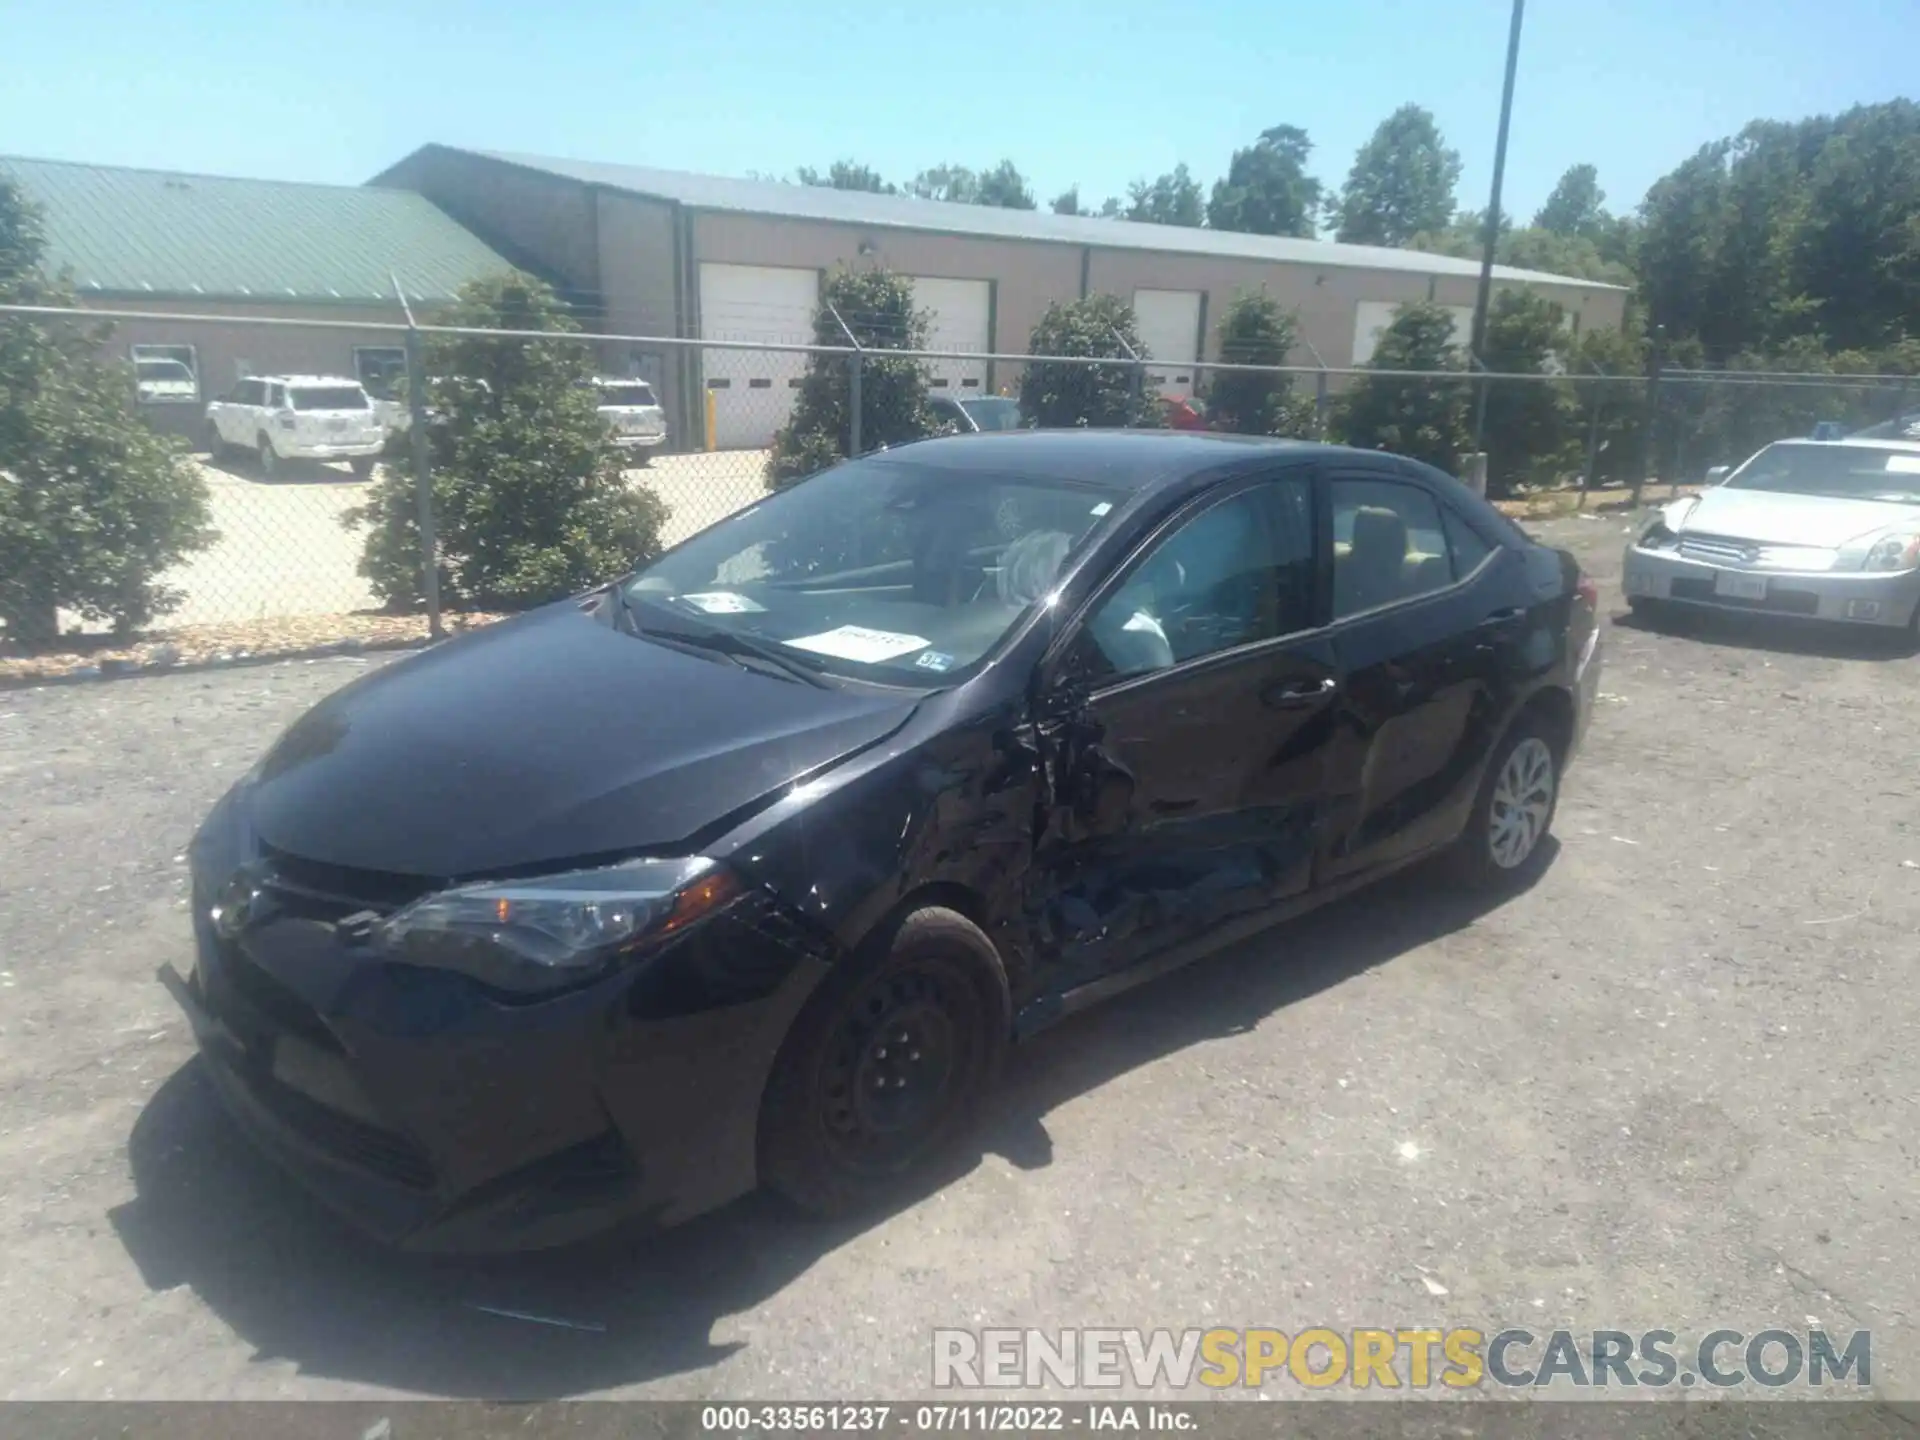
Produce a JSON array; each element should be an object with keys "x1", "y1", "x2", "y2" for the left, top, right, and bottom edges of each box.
[
  {"x1": 759, "y1": 906, "x2": 1010, "y2": 1219},
  {"x1": 256, "y1": 434, "x2": 279, "y2": 480},
  {"x1": 1452, "y1": 715, "x2": 1561, "y2": 891},
  {"x1": 349, "y1": 456, "x2": 375, "y2": 481}
]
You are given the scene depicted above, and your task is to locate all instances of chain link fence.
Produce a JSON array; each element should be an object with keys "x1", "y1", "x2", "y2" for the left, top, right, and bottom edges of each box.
[{"x1": 4, "y1": 301, "x2": 1917, "y2": 654}]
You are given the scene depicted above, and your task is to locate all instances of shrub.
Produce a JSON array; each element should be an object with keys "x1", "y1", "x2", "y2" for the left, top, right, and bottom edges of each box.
[
  {"x1": 1332, "y1": 302, "x2": 1471, "y2": 473},
  {"x1": 345, "y1": 274, "x2": 668, "y2": 611},
  {"x1": 766, "y1": 267, "x2": 937, "y2": 488},
  {"x1": 1208, "y1": 290, "x2": 1313, "y2": 437},
  {"x1": 0, "y1": 179, "x2": 213, "y2": 644},
  {"x1": 1019, "y1": 295, "x2": 1160, "y2": 429}
]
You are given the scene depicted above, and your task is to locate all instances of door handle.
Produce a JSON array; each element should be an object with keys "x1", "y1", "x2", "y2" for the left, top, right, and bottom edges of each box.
[
  {"x1": 1263, "y1": 676, "x2": 1338, "y2": 709},
  {"x1": 1477, "y1": 606, "x2": 1525, "y2": 628}
]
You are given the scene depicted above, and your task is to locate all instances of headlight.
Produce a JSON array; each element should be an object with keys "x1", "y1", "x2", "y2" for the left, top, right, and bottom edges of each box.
[
  {"x1": 374, "y1": 857, "x2": 744, "y2": 997},
  {"x1": 1862, "y1": 533, "x2": 1920, "y2": 572}
]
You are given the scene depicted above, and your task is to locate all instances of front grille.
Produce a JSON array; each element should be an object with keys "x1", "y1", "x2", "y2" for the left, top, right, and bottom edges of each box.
[
  {"x1": 243, "y1": 1068, "x2": 436, "y2": 1190},
  {"x1": 1677, "y1": 534, "x2": 1757, "y2": 566},
  {"x1": 1670, "y1": 577, "x2": 1820, "y2": 615},
  {"x1": 256, "y1": 843, "x2": 435, "y2": 920}
]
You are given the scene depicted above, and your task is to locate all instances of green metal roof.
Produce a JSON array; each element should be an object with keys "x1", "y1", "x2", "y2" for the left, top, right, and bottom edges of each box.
[{"x1": 0, "y1": 155, "x2": 510, "y2": 304}]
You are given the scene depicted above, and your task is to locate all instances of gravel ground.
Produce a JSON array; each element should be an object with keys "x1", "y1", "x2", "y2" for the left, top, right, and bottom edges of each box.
[{"x1": 1, "y1": 510, "x2": 1916, "y2": 1403}]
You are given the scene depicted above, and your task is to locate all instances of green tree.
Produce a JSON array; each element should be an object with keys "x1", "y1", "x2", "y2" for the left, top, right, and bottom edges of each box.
[
  {"x1": 1207, "y1": 290, "x2": 1312, "y2": 436},
  {"x1": 1050, "y1": 186, "x2": 1084, "y2": 216},
  {"x1": 1206, "y1": 125, "x2": 1322, "y2": 238},
  {"x1": 344, "y1": 273, "x2": 667, "y2": 611},
  {"x1": 1125, "y1": 165, "x2": 1205, "y2": 227},
  {"x1": 1019, "y1": 295, "x2": 1160, "y2": 428},
  {"x1": 1534, "y1": 163, "x2": 1606, "y2": 239},
  {"x1": 1479, "y1": 291, "x2": 1576, "y2": 497},
  {"x1": 1332, "y1": 302, "x2": 1470, "y2": 472},
  {"x1": 766, "y1": 267, "x2": 938, "y2": 487},
  {"x1": 796, "y1": 160, "x2": 895, "y2": 194},
  {"x1": 1332, "y1": 104, "x2": 1462, "y2": 246},
  {"x1": 974, "y1": 160, "x2": 1037, "y2": 210},
  {"x1": 0, "y1": 178, "x2": 214, "y2": 643}
]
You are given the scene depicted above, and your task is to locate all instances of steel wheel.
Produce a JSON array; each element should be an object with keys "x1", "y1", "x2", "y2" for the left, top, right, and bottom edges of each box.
[
  {"x1": 817, "y1": 965, "x2": 973, "y2": 1174},
  {"x1": 1488, "y1": 736, "x2": 1555, "y2": 870}
]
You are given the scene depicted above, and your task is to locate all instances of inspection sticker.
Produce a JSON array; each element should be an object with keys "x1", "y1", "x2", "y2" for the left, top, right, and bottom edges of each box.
[
  {"x1": 677, "y1": 591, "x2": 765, "y2": 614},
  {"x1": 784, "y1": 625, "x2": 931, "y2": 664},
  {"x1": 915, "y1": 650, "x2": 958, "y2": 673}
]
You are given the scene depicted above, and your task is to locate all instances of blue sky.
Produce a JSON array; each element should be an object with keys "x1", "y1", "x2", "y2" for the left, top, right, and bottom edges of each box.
[{"x1": 5, "y1": 0, "x2": 1915, "y2": 221}]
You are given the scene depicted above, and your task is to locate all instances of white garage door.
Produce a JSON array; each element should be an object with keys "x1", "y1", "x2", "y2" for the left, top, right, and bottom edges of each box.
[
  {"x1": 1352, "y1": 300, "x2": 1474, "y2": 366},
  {"x1": 1132, "y1": 289, "x2": 1203, "y2": 399},
  {"x1": 909, "y1": 276, "x2": 992, "y2": 398},
  {"x1": 699, "y1": 263, "x2": 819, "y2": 450}
]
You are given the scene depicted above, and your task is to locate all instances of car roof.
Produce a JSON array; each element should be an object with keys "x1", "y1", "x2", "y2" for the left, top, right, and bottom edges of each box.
[
  {"x1": 873, "y1": 428, "x2": 1357, "y2": 492},
  {"x1": 1776, "y1": 437, "x2": 1920, "y2": 455}
]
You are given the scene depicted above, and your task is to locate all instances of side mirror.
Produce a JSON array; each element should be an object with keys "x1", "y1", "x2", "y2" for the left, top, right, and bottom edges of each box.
[{"x1": 1705, "y1": 465, "x2": 1731, "y2": 485}]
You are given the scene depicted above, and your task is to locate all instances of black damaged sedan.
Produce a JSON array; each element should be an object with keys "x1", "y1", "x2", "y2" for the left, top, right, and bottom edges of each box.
[{"x1": 168, "y1": 431, "x2": 1601, "y2": 1252}]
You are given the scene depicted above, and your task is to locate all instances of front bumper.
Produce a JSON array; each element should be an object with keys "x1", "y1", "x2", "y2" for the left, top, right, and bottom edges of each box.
[
  {"x1": 1621, "y1": 544, "x2": 1920, "y2": 628},
  {"x1": 172, "y1": 810, "x2": 832, "y2": 1252}
]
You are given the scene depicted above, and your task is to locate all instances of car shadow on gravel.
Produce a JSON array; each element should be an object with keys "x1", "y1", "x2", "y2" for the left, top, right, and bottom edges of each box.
[
  {"x1": 109, "y1": 855, "x2": 1534, "y2": 1399},
  {"x1": 199, "y1": 450, "x2": 374, "y2": 485},
  {"x1": 1615, "y1": 604, "x2": 1919, "y2": 661}
]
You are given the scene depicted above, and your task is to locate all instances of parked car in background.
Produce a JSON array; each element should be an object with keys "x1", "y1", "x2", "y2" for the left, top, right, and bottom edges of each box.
[
  {"x1": 134, "y1": 356, "x2": 198, "y2": 405},
  {"x1": 929, "y1": 393, "x2": 1025, "y2": 433},
  {"x1": 1811, "y1": 421, "x2": 1848, "y2": 442},
  {"x1": 1162, "y1": 395, "x2": 1208, "y2": 431},
  {"x1": 1852, "y1": 410, "x2": 1920, "y2": 442},
  {"x1": 166, "y1": 430, "x2": 1600, "y2": 1253},
  {"x1": 594, "y1": 377, "x2": 668, "y2": 463},
  {"x1": 1624, "y1": 438, "x2": 1920, "y2": 633},
  {"x1": 207, "y1": 375, "x2": 385, "y2": 479}
]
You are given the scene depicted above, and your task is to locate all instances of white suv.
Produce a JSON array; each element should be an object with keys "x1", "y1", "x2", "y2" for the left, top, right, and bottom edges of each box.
[
  {"x1": 593, "y1": 377, "x2": 668, "y2": 463},
  {"x1": 207, "y1": 375, "x2": 385, "y2": 478}
]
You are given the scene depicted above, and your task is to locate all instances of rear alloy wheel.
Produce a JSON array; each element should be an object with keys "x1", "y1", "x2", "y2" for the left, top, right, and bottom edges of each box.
[
  {"x1": 760, "y1": 906, "x2": 1010, "y2": 1218},
  {"x1": 1454, "y1": 720, "x2": 1560, "y2": 889},
  {"x1": 256, "y1": 435, "x2": 280, "y2": 479}
]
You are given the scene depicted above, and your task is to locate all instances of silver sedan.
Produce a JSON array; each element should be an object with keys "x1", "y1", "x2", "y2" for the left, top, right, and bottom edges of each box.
[{"x1": 1621, "y1": 439, "x2": 1920, "y2": 631}]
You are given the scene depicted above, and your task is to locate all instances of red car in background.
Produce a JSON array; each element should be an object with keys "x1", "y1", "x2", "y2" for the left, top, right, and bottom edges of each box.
[{"x1": 1162, "y1": 395, "x2": 1208, "y2": 430}]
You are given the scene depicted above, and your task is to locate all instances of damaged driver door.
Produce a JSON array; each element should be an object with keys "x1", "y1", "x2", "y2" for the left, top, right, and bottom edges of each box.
[{"x1": 1019, "y1": 472, "x2": 1341, "y2": 1016}]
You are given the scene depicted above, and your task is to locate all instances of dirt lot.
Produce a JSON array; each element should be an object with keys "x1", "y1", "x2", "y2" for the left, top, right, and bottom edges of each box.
[{"x1": 1, "y1": 510, "x2": 1916, "y2": 1402}]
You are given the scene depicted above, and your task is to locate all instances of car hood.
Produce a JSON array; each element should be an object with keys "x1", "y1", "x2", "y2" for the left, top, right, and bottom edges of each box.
[
  {"x1": 246, "y1": 601, "x2": 921, "y2": 877},
  {"x1": 1677, "y1": 487, "x2": 1920, "y2": 548}
]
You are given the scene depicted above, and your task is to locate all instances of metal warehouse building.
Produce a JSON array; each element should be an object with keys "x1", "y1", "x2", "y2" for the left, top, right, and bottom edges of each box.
[
  {"x1": 0, "y1": 155, "x2": 512, "y2": 439},
  {"x1": 377, "y1": 144, "x2": 1629, "y2": 451}
]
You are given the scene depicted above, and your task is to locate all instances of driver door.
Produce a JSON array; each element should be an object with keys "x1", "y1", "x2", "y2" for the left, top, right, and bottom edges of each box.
[{"x1": 1020, "y1": 469, "x2": 1340, "y2": 1007}]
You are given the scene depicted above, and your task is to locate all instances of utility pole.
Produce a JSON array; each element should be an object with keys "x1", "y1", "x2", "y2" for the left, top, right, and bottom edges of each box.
[{"x1": 1469, "y1": 0, "x2": 1526, "y2": 452}]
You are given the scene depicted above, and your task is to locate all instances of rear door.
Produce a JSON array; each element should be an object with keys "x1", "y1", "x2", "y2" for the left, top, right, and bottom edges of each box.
[
  {"x1": 1022, "y1": 468, "x2": 1339, "y2": 1003},
  {"x1": 1318, "y1": 465, "x2": 1526, "y2": 879}
]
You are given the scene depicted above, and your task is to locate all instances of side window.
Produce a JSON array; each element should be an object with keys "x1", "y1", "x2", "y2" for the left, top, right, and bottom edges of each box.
[
  {"x1": 1073, "y1": 477, "x2": 1314, "y2": 682},
  {"x1": 232, "y1": 380, "x2": 259, "y2": 406},
  {"x1": 1331, "y1": 477, "x2": 1452, "y2": 619},
  {"x1": 1441, "y1": 506, "x2": 1494, "y2": 579},
  {"x1": 266, "y1": 383, "x2": 286, "y2": 409}
]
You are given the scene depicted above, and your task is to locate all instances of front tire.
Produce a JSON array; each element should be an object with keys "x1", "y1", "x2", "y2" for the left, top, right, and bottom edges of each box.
[
  {"x1": 256, "y1": 434, "x2": 280, "y2": 479},
  {"x1": 759, "y1": 906, "x2": 1010, "y2": 1218},
  {"x1": 206, "y1": 421, "x2": 227, "y2": 462},
  {"x1": 1453, "y1": 717, "x2": 1560, "y2": 890}
]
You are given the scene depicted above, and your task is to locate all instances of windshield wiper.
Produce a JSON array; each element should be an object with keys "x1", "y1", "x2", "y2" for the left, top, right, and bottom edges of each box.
[{"x1": 636, "y1": 618, "x2": 833, "y2": 688}]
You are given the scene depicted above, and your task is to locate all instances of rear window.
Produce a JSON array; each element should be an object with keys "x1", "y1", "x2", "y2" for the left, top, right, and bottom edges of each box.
[
  {"x1": 598, "y1": 383, "x2": 657, "y2": 408},
  {"x1": 137, "y1": 359, "x2": 193, "y2": 381},
  {"x1": 289, "y1": 387, "x2": 369, "y2": 411}
]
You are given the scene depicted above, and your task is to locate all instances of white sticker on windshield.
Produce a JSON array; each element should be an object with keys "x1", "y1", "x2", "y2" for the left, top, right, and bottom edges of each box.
[
  {"x1": 784, "y1": 625, "x2": 931, "y2": 664},
  {"x1": 1885, "y1": 455, "x2": 1920, "y2": 474},
  {"x1": 1090, "y1": 501, "x2": 1112, "y2": 516},
  {"x1": 678, "y1": 591, "x2": 765, "y2": 614}
]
